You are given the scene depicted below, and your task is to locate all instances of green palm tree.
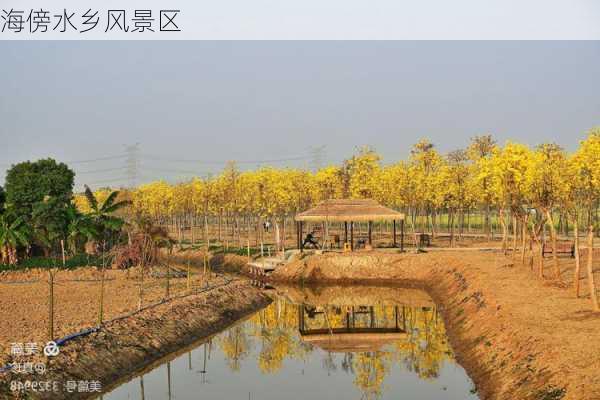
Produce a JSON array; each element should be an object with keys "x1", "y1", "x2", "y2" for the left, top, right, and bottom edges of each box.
[
  {"x1": 65, "y1": 206, "x2": 98, "y2": 255},
  {"x1": 0, "y1": 214, "x2": 30, "y2": 265},
  {"x1": 84, "y1": 185, "x2": 131, "y2": 237},
  {"x1": 82, "y1": 186, "x2": 131, "y2": 325}
]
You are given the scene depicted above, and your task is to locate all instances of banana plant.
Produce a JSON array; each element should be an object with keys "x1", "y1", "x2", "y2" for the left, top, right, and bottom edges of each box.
[{"x1": 0, "y1": 214, "x2": 30, "y2": 265}]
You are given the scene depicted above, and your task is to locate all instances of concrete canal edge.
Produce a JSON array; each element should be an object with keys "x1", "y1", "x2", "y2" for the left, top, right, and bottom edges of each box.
[
  {"x1": 3, "y1": 279, "x2": 271, "y2": 400},
  {"x1": 268, "y1": 252, "x2": 572, "y2": 400}
]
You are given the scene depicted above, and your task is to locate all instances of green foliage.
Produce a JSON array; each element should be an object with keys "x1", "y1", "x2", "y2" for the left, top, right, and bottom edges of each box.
[
  {"x1": 65, "y1": 205, "x2": 98, "y2": 254},
  {"x1": 0, "y1": 185, "x2": 5, "y2": 212},
  {"x1": 0, "y1": 253, "x2": 105, "y2": 271},
  {"x1": 84, "y1": 185, "x2": 130, "y2": 237},
  {"x1": 3, "y1": 159, "x2": 74, "y2": 255},
  {"x1": 0, "y1": 213, "x2": 30, "y2": 264},
  {"x1": 4, "y1": 158, "x2": 75, "y2": 220},
  {"x1": 31, "y1": 196, "x2": 71, "y2": 253}
]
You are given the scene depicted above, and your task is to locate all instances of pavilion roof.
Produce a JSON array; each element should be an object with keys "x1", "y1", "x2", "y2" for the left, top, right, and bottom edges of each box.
[
  {"x1": 300, "y1": 332, "x2": 406, "y2": 353},
  {"x1": 295, "y1": 199, "x2": 404, "y2": 222}
]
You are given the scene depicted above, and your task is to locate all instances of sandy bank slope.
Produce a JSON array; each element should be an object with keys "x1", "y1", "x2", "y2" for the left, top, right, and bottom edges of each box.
[{"x1": 270, "y1": 251, "x2": 600, "y2": 400}]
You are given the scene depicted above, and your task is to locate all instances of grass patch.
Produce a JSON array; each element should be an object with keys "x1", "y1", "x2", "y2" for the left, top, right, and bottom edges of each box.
[{"x1": 0, "y1": 254, "x2": 106, "y2": 271}]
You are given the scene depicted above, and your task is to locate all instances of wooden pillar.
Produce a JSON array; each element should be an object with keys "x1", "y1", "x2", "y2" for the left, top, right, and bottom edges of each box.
[
  {"x1": 368, "y1": 221, "x2": 372, "y2": 246},
  {"x1": 350, "y1": 221, "x2": 354, "y2": 251},
  {"x1": 400, "y1": 219, "x2": 405, "y2": 252},
  {"x1": 393, "y1": 220, "x2": 397, "y2": 248},
  {"x1": 300, "y1": 221, "x2": 304, "y2": 252},
  {"x1": 344, "y1": 221, "x2": 348, "y2": 246},
  {"x1": 298, "y1": 305, "x2": 305, "y2": 332}
]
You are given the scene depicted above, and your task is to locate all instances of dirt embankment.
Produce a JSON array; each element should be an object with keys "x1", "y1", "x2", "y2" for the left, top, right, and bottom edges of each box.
[
  {"x1": 1, "y1": 279, "x2": 271, "y2": 400},
  {"x1": 270, "y1": 251, "x2": 600, "y2": 400}
]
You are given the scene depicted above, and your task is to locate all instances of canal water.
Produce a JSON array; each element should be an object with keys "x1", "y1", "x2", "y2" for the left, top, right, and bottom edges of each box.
[{"x1": 103, "y1": 285, "x2": 478, "y2": 400}]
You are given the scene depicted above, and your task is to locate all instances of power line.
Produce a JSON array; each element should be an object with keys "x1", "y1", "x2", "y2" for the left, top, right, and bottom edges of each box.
[
  {"x1": 140, "y1": 154, "x2": 311, "y2": 165},
  {"x1": 67, "y1": 154, "x2": 128, "y2": 164},
  {"x1": 143, "y1": 167, "x2": 210, "y2": 175},
  {"x1": 76, "y1": 167, "x2": 125, "y2": 174},
  {"x1": 125, "y1": 144, "x2": 140, "y2": 188},
  {"x1": 4, "y1": 153, "x2": 311, "y2": 169},
  {"x1": 308, "y1": 145, "x2": 327, "y2": 172},
  {"x1": 1, "y1": 154, "x2": 128, "y2": 168},
  {"x1": 83, "y1": 176, "x2": 129, "y2": 185}
]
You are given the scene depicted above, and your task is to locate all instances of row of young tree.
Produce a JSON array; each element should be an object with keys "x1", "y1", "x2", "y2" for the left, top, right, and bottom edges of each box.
[
  {"x1": 121, "y1": 127, "x2": 600, "y2": 310},
  {"x1": 123, "y1": 130, "x2": 600, "y2": 243},
  {"x1": 1, "y1": 128, "x2": 599, "y2": 309}
]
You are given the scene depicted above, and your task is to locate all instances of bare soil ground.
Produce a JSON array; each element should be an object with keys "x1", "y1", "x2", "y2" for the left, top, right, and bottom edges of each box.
[
  {"x1": 0, "y1": 263, "x2": 225, "y2": 367},
  {"x1": 0, "y1": 279, "x2": 270, "y2": 399},
  {"x1": 270, "y1": 250, "x2": 600, "y2": 400}
]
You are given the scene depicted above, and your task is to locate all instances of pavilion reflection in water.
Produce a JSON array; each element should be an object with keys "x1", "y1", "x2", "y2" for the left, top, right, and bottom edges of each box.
[
  {"x1": 105, "y1": 293, "x2": 470, "y2": 400},
  {"x1": 298, "y1": 304, "x2": 408, "y2": 353}
]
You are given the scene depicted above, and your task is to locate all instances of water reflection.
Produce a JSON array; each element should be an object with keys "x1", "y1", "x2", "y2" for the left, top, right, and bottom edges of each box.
[{"x1": 105, "y1": 286, "x2": 477, "y2": 400}]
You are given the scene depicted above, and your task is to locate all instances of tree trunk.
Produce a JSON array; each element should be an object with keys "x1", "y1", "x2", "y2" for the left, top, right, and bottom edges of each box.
[
  {"x1": 573, "y1": 217, "x2": 581, "y2": 297},
  {"x1": 500, "y1": 209, "x2": 508, "y2": 255},
  {"x1": 512, "y1": 213, "x2": 518, "y2": 258},
  {"x1": 459, "y1": 209, "x2": 464, "y2": 239},
  {"x1": 531, "y1": 220, "x2": 544, "y2": 278},
  {"x1": 204, "y1": 213, "x2": 209, "y2": 246},
  {"x1": 449, "y1": 210, "x2": 455, "y2": 248},
  {"x1": 236, "y1": 215, "x2": 241, "y2": 248},
  {"x1": 521, "y1": 215, "x2": 528, "y2": 265},
  {"x1": 467, "y1": 210, "x2": 471, "y2": 233},
  {"x1": 545, "y1": 210, "x2": 561, "y2": 280},
  {"x1": 274, "y1": 220, "x2": 281, "y2": 253},
  {"x1": 282, "y1": 217, "x2": 286, "y2": 253},
  {"x1": 191, "y1": 216, "x2": 195, "y2": 245},
  {"x1": 218, "y1": 211, "x2": 222, "y2": 242},
  {"x1": 485, "y1": 203, "x2": 491, "y2": 240},
  {"x1": 585, "y1": 225, "x2": 599, "y2": 311}
]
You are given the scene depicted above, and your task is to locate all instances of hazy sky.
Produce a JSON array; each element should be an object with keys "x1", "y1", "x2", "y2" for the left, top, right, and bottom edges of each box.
[{"x1": 1, "y1": 41, "x2": 599, "y2": 189}]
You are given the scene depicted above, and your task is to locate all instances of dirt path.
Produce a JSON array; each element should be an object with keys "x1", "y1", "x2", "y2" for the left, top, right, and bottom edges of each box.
[{"x1": 269, "y1": 251, "x2": 600, "y2": 400}]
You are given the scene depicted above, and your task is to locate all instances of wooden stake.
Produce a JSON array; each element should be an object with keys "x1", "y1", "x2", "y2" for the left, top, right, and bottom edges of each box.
[
  {"x1": 187, "y1": 259, "x2": 191, "y2": 292},
  {"x1": 165, "y1": 264, "x2": 170, "y2": 299},
  {"x1": 48, "y1": 269, "x2": 54, "y2": 341},
  {"x1": 60, "y1": 239, "x2": 66, "y2": 268},
  {"x1": 586, "y1": 225, "x2": 599, "y2": 311},
  {"x1": 98, "y1": 241, "x2": 106, "y2": 325}
]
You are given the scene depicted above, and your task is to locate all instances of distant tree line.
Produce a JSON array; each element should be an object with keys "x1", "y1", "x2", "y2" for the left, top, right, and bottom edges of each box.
[{"x1": 2, "y1": 127, "x2": 599, "y2": 310}]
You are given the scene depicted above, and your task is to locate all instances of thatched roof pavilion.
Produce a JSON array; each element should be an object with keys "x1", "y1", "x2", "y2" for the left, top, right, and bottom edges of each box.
[
  {"x1": 296, "y1": 199, "x2": 404, "y2": 222},
  {"x1": 294, "y1": 199, "x2": 405, "y2": 251}
]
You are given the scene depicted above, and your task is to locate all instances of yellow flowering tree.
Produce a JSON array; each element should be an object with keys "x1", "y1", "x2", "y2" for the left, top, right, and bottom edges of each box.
[
  {"x1": 525, "y1": 143, "x2": 568, "y2": 278},
  {"x1": 569, "y1": 128, "x2": 600, "y2": 311},
  {"x1": 343, "y1": 146, "x2": 382, "y2": 199},
  {"x1": 488, "y1": 142, "x2": 532, "y2": 254}
]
